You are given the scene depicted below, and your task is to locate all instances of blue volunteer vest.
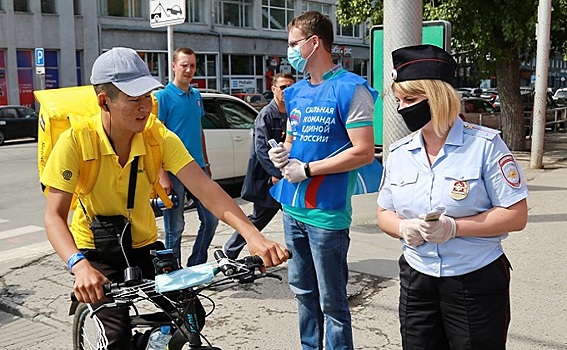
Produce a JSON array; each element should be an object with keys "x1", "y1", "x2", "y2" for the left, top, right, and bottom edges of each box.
[{"x1": 270, "y1": 71, "x2": 377, "y2": 210}]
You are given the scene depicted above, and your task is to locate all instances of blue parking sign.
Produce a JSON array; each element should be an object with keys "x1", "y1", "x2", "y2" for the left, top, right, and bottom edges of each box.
[{"x1": 35, "y1": 48, "x2": 45, "y2": 67}]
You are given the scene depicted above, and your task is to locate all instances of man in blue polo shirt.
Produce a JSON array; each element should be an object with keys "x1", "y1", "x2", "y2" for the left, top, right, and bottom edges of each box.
[{"x1": 154, "y1": 47, "x2": 219, "y2": 267}]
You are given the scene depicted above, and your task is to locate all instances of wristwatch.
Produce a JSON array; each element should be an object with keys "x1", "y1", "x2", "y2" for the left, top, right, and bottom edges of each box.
[{"x1": 304, "y1": 162, "x2": 312, "y2": 178}]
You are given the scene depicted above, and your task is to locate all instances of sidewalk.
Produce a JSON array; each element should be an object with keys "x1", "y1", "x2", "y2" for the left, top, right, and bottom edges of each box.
[{"x1": 1, "y1": 131, "x2": 566, "y2": 350}]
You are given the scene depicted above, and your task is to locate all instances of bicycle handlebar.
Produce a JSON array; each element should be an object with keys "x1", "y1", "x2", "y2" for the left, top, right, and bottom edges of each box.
[
  {"x1": 213, "y1": 250, "x2": 263, "y2": 277},
  {"x1": 70, "y1": 250, "x2": 282, "y2": 302}
]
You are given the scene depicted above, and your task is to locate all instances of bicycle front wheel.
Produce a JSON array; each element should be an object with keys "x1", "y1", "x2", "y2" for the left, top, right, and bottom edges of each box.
[{"x1": 72, "y1": 303, "x2": 106, "y2": 350}]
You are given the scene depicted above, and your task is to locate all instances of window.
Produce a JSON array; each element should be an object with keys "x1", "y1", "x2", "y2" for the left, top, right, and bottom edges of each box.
[
  {"x1": 301, "y1": 1, "x2": 330, "y2": 16},
  {"x1": 353, "y1": 58, "x2": 368, "y2": 77},
  {"x1": 219, "y1": 99, "x2": 255, "y2": 129},
  {"x1": 73, "y1": 0, "x2": 81, "y2": 15},
  {"x1": 262, "y1": 0, "x2": 294, "y2": 30},
  {"x1": 41, "y1": 0, "x2": 56, "y2": 13},
  {"x1": 194, "y1": 54, "x2": 218, "y2": 90},
  {"x1": 0, "y1": 107, "x2": 17, "y2": 118},
  {"x1": 139, "y1": 52, "x2": 160, "y2": 77},
  {"x1": 226, "y1": 55, "x2": 254, "y2": 75},
  {"x1": 101, "y1": 0, "x2": 142, "y2": 18},
  {"x1": 222, "y1": 54, "x2": 267, "y2": 94},
  {"x1": 337, "y1": 24, "x2": 361, "y2": 38},
  {"x1": 45, "y1": 50, "x2": 60, "y2": 89},
  {"x1": 17, "y1": 106, "x2": 37, "y2": 118},
  {"x1": 16, "y1": 50, "x2": 35, "y2": 107},
  {"x1": 215, "y1": 0, "x2": 252, "y2": 27},
  {"x1": 202, "y1": 98, "x2": 254, "y2": 129},
  {"x1": 188, "y1": 0, "x2": 205, "y2": 23},
  {"x1": 13, "y1": 0, "x2": 29, "y2": 12}
]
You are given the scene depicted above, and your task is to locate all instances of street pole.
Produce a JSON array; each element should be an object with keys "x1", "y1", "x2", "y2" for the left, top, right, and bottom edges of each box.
[
  {"x1": 167, "y1": 25, "x2": 174, "y2": 83},
  {"x1": 382, "y1": 0, "x2": 422, "y2": 160},
  {"x1": 39, "y1": 73, "x2": 46, "y2": 90},
  {"x1": 530, "y1": 0, "x2": 552, "y2": 169}
]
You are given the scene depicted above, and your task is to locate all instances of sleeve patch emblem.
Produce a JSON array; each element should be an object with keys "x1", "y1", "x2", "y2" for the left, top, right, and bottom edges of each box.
[{"x1": 498, "y1": 154, "x2": 521, "y2": 188}]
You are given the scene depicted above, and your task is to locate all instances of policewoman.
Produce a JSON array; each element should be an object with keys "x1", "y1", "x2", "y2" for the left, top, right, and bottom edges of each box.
[{"x1": 377, "y1": 44, "x2": 528, "y2": 350}]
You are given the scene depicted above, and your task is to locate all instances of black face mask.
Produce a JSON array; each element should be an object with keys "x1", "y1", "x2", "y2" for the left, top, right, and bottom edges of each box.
[{"x1": 397, "y1": 99, "x2": 432, "y2": 132}]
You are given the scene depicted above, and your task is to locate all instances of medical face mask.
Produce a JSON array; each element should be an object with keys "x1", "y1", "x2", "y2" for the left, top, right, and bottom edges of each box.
[
  {"x1": 287, "y1": 36, "x2": 315, "y2": 73},
  {"x1": 397, "y1": 99, "x2": 432, "y2": 132}
]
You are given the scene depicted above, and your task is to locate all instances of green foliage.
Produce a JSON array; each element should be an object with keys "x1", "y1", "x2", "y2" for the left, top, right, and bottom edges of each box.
[
  {"x1": 337, "y1": 0, "x2": 567, "y2": 77},
  {"x1": 336, "y1": 0, "x2": 383, "y2": 26}
]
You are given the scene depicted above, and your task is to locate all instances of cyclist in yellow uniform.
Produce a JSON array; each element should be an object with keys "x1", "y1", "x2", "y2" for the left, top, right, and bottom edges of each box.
[{"x1": 41, "y1": 47, "x2": 289, "y2": 350}]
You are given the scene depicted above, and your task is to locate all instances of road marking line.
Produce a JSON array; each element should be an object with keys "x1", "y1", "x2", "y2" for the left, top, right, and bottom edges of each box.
[
  {"x1": 0, "y1": 241, "x2": 54, "y2": 262},
  {"x1": 0, "y1": 218, "x2": 8, "y2": 223},
  {"x1": 0, "y1": 225, "x2": 44, "y2": 240}
]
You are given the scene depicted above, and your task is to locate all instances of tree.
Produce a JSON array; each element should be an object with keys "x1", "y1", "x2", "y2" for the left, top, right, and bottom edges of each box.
[{"x1": 338, "y1": 0, "x2": 567, "y2": 150}]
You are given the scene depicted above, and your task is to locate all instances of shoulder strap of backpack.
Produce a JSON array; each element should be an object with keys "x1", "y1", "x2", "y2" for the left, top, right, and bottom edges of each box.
[
  {"x1": 69, "y1": 115, "x2": 100, "y2": 197},
  {"x1": 69, "y1": 112, "x2": 172, "y2": 210},
  {"x1": 143, "y1": 106, "x2": 173, "y2": 209}
]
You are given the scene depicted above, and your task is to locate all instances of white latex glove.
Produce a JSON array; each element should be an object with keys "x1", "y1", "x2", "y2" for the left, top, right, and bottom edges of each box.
[
  {"x1": 398, "y1": 219, "x2": 425, "y2": 247},
  {"x1": 283, "y1": 159, "x2": 308, "y2": 183},
  {"x1": 268, "y1": 142, "x2": 289, "y2": 169},
  {"x1": 417, "y1": 214, "x2": 456, "y2": 243}
]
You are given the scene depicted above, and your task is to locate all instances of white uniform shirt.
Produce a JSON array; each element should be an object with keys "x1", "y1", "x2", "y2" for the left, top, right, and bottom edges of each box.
[{"x1": 378, "y1": 118, "x2": 529, "y2": 277}]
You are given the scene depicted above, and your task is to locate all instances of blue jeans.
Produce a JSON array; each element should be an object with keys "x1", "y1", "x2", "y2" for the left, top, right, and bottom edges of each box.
[
  {"x1": 282, "y1": 211, "x2": 353, "y2": 350},
  {"x1": 163, "y1": 171, "x2": 219, "y2": 267}
]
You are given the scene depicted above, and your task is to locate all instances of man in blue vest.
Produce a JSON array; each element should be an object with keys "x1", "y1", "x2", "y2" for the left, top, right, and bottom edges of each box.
[{"x1": 268, "y1": 11, "x2": 378, "y2": 350}]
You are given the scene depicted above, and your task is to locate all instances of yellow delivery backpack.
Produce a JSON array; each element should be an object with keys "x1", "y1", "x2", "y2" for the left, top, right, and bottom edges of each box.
[{"x1": 34, "y1": 85, "x2": 172, "y2": 209}]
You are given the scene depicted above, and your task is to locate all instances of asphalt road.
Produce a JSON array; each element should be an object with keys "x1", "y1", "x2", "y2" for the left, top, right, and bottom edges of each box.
[{"x1": 1, "y1": 134, "x2": 567, "y2": 349}]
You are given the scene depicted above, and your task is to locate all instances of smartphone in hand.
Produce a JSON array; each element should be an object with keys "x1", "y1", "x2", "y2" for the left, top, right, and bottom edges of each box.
[{"x1": 423, "y1": 208, "x2": 445, "y2": 222}]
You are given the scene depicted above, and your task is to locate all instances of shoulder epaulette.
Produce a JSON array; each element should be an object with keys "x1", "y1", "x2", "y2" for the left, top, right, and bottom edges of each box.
[
  {"x1": 388, "y1": 133, "x2": 415, "y2": 152},
  {"x1": 462, "y1": 123, "x2": 500, "y2": 140}
]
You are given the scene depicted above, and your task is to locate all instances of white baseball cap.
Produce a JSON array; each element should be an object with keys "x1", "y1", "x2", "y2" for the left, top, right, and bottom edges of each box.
[{"x1": 90, "y1": 47, "x2": 163, "y2": 96}]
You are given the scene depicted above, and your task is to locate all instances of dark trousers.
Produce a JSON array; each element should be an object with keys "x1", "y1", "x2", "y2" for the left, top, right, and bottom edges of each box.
[
  {"x1": 224, "y1": 202, "x2": 280, "y2": 259},
  {"x1": 81, "y1": 241, "x2": 164, "y2": 350},
  {"x1": 398, "y1": 254, "x2": 512, "y2": 350}
]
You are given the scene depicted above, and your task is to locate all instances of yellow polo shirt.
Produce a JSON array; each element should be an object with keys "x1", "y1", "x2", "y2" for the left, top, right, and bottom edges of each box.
[{"x1": 41, "y1": 115, "x2": 193, "y2": 249}]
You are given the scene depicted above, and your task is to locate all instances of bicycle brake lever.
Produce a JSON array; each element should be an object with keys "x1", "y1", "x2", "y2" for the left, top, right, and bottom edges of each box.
[
  {"x1": 262, "y1": 272, "x2": 283, "y2": 281},
  {"x1": 238, "y1": 272, "x2": 282, "y2": 283}
]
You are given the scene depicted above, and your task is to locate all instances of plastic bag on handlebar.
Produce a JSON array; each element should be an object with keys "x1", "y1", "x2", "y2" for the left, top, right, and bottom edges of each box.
[{"x1": 155, "y1": 262, "x2": 216, "y2": 293}]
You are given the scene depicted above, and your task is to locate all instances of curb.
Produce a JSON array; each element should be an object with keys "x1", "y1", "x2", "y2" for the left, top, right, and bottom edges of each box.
[{"x1": 0, "y1": 281, "x2": 70, "y2": 333}]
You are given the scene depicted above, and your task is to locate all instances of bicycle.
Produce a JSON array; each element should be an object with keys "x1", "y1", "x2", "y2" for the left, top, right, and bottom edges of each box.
[{"x1": 70, "y1": 249, "x2": 284, "y2": 350}]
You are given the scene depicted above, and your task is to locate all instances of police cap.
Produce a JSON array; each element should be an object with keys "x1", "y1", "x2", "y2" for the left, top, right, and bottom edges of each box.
[{"x1": 391, "y1": 44, "x2": 457, "y2": 86}]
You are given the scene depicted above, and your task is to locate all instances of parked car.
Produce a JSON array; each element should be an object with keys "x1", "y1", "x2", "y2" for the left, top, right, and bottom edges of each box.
[
  {"x1": 459, "y1": 98, "x2": 501, "y2": 129},
  {"x1": 231, "y1": 93, "x2": 268, "y2": 111},
  {"x1": 553, "y1": 87, "x2": 567, "y2": 100},
  {"x1": 492, "y1": 95, "x2": 501, "y2": 110},
  {"x1": 522, "y1": 90, "x2": 567, "y2": 132},
  {"x1": 493, "y1": 90, "x2": 565, "y2": 112},
  {"x1": 0, "y1": 105, "x2": 38, "y2": 145},
  {"x1": 456, "y1": 87, "x2": 482, "y2": 98},
  {"x1": 521, "y1": 90, "x2": 563, "y2": 111},
  {"x1": 201, "y1": 91, "x2": 257, "y2": 184},
  {"x1": 480, "y1": 88, "x2": 498, "y2": 103}
]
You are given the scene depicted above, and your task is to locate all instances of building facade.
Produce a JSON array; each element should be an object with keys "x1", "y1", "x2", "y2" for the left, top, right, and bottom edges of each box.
[{"x1": 0, "y1": 0, "x2": 371, "y2": 107}]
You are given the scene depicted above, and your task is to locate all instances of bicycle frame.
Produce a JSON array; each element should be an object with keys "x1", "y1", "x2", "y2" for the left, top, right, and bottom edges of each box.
[{"x1": 71, "y1": 250, "x2": 282, "y2": 350}]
